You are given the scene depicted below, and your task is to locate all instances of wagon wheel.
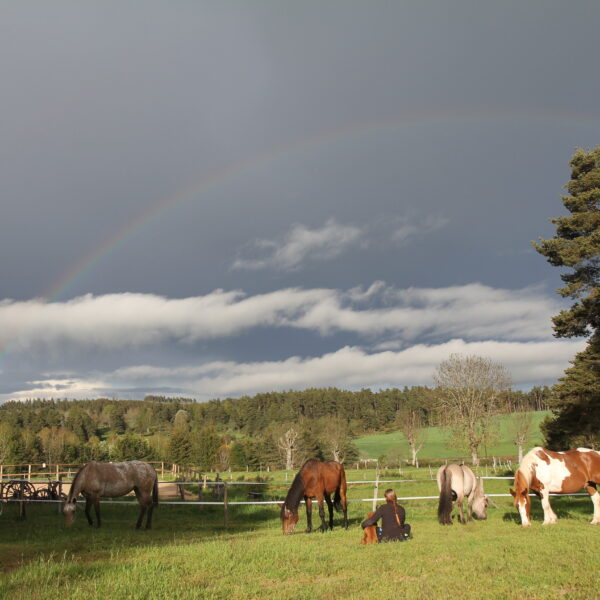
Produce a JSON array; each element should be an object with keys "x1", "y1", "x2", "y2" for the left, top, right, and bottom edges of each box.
[
  {"x1": 2, "y1": 481, "x2": 23, "y2": 501},
  {"x1": 21, "y1": 481, "x2": 36, "y2": 499},
  {"x1": 2, "y1": 480, "x2": 36, "y2": 501}
]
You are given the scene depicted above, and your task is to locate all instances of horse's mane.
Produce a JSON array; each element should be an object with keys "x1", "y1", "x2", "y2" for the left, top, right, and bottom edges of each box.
[
  {"x1": 67, "y1": 463, "x2": 88, "y2": 502},
  {"x1": 516, "y1": 446, "x2": 544, "y2": 488},
  {"x1": 283, "y1": 470, "x2": 306, "y2": 511}
]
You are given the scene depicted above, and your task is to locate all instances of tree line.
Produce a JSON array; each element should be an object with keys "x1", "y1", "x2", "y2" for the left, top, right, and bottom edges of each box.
[{"x1": 0, "y1": 385, "x2": 552, "y2": 471}]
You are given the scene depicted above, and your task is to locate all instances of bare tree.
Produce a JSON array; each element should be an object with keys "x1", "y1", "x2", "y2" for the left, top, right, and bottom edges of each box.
[
  {"x1": 395, "y1": 408, "x2": 426, "y2": 468},
  {"x1": 510, "y1": 410, "x2": 534, "y2": 464},
  {"x1": 277, "y1": 427, "x2": 299, "y2": 470},
  {"x1": 434, "y1": 354, "x2": 512, "y2": 466},
  {"x1": 217, "y1": 443, "x2": 231, "y2": 472},
  {"x1": 323, "y1": 417, "x2": 352, "y2": 463}
]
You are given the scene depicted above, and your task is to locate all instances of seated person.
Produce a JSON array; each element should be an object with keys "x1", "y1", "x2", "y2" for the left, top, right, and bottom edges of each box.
[{"x1": 361, "y1": 488, "x2": 411, "y2": 542}]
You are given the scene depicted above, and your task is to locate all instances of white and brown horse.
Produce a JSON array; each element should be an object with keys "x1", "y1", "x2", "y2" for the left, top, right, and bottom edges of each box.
[
  {"x1": 63, "y1": 460, "x2": 159, "y2": 529},
  {"x1": 437, "y1": 463, "x2": 488, "y2": 525},
  {"x1": 510, "y1": 447, "x2": 600, "y2": 526}
]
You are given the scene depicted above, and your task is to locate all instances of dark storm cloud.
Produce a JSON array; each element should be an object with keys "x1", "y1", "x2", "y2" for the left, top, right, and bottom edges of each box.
[{"x1": 0, "y1": 1, "x2": 598, "y2": 400}]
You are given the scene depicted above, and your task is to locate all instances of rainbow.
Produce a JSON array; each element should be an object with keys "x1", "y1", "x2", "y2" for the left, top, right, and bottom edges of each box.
[
  {"x1": 42, "y1": 107, "x2": 598, "y2": 301},
  {"x1": 1, "y1": 108, "x2": 597, "y2": 364}
]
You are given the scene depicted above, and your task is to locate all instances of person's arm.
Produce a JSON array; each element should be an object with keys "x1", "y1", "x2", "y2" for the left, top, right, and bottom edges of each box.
[
  {"x1": 361, "y1": 505, "x2": 384, "y2": 529},
  {"x1": 397, "y1": 504, "x2": 406, "y2": 526}
]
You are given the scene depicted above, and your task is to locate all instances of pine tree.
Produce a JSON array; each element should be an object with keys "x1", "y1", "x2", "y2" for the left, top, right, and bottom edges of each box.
[
  {"x1": 168, "y1": 430, "x2": 193, "y2": 465},
  {"x1": 533, "y1": 148, "x2": 600, "y2": 448}
]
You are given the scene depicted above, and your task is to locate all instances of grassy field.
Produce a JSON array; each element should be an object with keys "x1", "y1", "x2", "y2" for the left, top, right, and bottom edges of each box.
[
  {"x1": 2, "y1": 468, "x2": 599, "y2": 600},
  {"x1": 354, "y1": 411, "x2": 550, "y2": 460}
]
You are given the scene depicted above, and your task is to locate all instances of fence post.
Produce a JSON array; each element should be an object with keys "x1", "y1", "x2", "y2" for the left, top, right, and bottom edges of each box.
[
  {"x1": 57, "y1": 478, "x2": 63, "y2": 514},
  {"x1": 28, "y1": 464, "x2": 31, "y2": 481},
  {"x1": 372, "y1": 469, "x2": 380, "y2": 512},
  {"x1": 0, "y1": 464, "x2": 3, "y2": 480},
  {"x1": 19, "y1": 480, "x2": 26, "y2": 520},
  {"x1": 223, "y1": 482, "x2": 228, "y2": 528}
]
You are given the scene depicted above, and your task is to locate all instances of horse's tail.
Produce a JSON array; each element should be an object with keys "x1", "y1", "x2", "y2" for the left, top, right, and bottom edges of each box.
[
  {"x1": 437, "y1": 466, "x2": 453, "y2": 525},
  {"x1": 333, "y1": 464, "x2": 347, "y2": 512},
  {"x1": 152, "y1": 474, "x2": 159, "y2": 506}
]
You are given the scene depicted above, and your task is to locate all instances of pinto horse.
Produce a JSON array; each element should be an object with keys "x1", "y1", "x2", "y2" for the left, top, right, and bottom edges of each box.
[
  {"x1": 510, "y1": 447, "x2": 600, "y2": 526},
  {"x1": 437, "y1": 464, "x2": 488, "y2": 525},
  {"x1": 280, "y1": 459, "x2": 348, "y2": 534},
  {"x1": 63, "y1": 461, "x2": 159, "y2": 529}
]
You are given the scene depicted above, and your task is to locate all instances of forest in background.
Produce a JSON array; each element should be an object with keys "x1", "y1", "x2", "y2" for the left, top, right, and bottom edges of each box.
[{"x1": 0, "y1": 385, "x2": 552, "y2": 471}]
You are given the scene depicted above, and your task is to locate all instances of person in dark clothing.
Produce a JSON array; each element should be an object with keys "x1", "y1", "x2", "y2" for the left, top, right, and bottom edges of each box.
[{"x1": 361, "y1": 488, "x2": 411, "y2": 542}]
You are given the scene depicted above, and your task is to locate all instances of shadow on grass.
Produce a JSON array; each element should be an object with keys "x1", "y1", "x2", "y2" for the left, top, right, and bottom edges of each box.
[
  {"x1": 501, "y1": 495, "x2": 594, "y2": 523},
  {"x1": 0, "y1": 501, "x2": 280, "y2": 572}
]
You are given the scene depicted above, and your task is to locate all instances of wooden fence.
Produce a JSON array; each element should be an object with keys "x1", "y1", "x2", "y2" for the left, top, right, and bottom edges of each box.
[{"x1": 0, "y1": 461, "x2": 177, "y2": 481}]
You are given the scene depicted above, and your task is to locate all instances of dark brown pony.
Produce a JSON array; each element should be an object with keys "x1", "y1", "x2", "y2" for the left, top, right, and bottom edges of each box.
[
  {"x1": 280, "y1": 459, "x2": 348, "y2": 534},
  {"x1": 63, "y1": 461, "x2": 159, "y2": 529}
]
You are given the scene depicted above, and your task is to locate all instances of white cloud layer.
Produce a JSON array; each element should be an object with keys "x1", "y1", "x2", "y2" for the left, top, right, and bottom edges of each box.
[
  {"x1": 0, "y1": 282, "x2": 562, "y2": 353},
  {"x1": 3, "y1": 338, "x2": 584, "y2": 402},
  {"x1": 231, "y1": 219, "x2": 363, "y2": 270}
]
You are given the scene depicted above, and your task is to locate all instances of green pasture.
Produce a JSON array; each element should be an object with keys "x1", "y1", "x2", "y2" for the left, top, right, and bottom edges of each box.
[
  {"x1": 354, "y1": 411, "x2": 550, "y2": 461},
  {"x1": 1, "y1": 469, "x2": 599, "y2": 600}
]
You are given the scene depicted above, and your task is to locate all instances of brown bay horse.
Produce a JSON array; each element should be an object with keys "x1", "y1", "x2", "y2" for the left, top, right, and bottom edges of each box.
[
  {"x1": 510, "y1": 447, "x2": 600, "y2": 526},
  {"x1": 63, "y1": 460, "x2": 159, "y2": 529},
  {"x1": 280, "y1": 459, "x2": 348, "y2": 534}
]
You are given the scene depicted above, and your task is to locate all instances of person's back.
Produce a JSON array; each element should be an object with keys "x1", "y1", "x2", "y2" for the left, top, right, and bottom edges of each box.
[{"x1": 361, "y1": 489, "x2": 411, "y2": 542}]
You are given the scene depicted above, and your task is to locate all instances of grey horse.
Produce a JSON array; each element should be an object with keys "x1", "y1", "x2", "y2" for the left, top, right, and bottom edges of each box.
[
  {"x1": 63, "y1": 460, "x2": 158, "y2": 529},
  {"x1": 437, "y1": 464, "x2": 488, "y2": 525}
]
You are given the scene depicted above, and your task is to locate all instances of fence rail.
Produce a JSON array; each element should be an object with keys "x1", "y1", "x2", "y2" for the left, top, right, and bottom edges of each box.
[{"x1": 2, "y1": 473, "x2": 591, "y2": 524}]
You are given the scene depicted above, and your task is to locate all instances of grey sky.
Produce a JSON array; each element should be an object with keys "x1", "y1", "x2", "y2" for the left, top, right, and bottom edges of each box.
[{"x1": 0, "y1": 1, "x2": 598, "y2": 401}]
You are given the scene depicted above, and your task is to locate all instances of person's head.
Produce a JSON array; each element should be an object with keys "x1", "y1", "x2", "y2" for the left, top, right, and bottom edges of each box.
[{"x1": 384, "y1": 488, "x2": 402, "y2": 526}]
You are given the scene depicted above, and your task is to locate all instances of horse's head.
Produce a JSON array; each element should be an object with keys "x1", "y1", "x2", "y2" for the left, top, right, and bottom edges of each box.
[
  {"x1": 63, "y1": 499, "x2": 77, "y2": 526},
  {"x1": 471, "y1": 478, "x2": 488, "y2": 520},
  {"x1": 509, "y1": 470, "x2": 531, "y2": 526},
  {"x1": 280, "y1": 504, "x2": 299, "y2": 534}
]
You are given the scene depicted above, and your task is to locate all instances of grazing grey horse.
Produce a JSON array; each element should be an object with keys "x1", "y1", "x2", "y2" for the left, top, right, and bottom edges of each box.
[
  {"x1": 63, "y1": 461, "x2": 158, "y2": 529},
  {"x1": 437, "y1": 464, "x2": 488, "y2": 525}
]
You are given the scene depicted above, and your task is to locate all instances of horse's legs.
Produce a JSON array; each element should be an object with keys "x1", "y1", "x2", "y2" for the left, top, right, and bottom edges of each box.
[
  {"x1": 456, "y1": 493, "x2": 466, "y2": 524},
  {"x1": 305, "y1": 496, "x2": 313, "y2": 533},
  {"x1": 586, "y1": 483, "x2": 600, "y2": 525},
  {"x1": 324, "y1": 493, "x2": 334, "y2": 530},
  {"x1": 145, "y1": 497, "x2": 154, "y2": 529},
  {"x1": 466, "y1": 489, "x2": 475, "y2": 521},
  {"x1": 84, "y1": 497, "x2": 94, "y2": 526},
  {"x1": 316, "y1": 496, "x2": 327, "y2": 532},
  {"x1": 136, "y1": 501, "x2": 147, "y2": 530},
  {"x1": 340, "y1": 487, "x2": 348, "y2": 529},
  {"x1": 93, "y1": 498, "x2": 101, "y2": 528},
  {"x1": 540, "y1": 489, "x2": 558, "y2": 525}
]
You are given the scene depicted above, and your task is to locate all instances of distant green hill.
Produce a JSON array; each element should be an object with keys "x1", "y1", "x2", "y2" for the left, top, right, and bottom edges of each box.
[{"x1": 354, "y1": 411, "x2": 550, "y2": 460}]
